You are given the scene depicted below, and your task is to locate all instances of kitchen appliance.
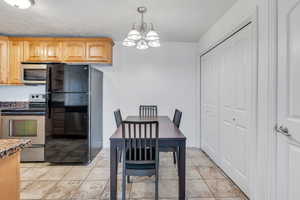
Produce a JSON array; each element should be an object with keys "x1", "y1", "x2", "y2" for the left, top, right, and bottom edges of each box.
[
  {"x1": 1, "y1": 94, "x2": 46, "y2": 162},
  {"x1": 45, "y1": 64, "x2": 103, "y2": 163},
  {"x1": 21, "y1": 64, "x2": 47, "y2": 84}
]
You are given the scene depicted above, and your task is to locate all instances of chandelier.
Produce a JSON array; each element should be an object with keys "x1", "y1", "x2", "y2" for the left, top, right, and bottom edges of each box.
[
  {"x1": 3, "y1": 0, "x2": 35, "y2": 9},
  {"x1": 123, "y1": 7, "x2": 160, "y2": 50}
]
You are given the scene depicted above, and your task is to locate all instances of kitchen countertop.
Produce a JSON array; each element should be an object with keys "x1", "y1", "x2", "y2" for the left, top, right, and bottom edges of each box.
[{"x1": 0, "y1": 139, "x2": 31, "y2": 159}]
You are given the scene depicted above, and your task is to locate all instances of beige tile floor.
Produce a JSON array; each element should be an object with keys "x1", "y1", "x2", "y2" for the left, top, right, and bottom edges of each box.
[{"x1": 20, "y1": 148, "x2": 249, "y2": 200}]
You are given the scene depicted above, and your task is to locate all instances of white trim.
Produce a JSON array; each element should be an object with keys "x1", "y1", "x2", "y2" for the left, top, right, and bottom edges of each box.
[
  {"x1": 255, "y1": 0, "x2": 278, "y2": 199},
  {"x1": 268, "y1": 0, "x2": 277, "y2": 199}
]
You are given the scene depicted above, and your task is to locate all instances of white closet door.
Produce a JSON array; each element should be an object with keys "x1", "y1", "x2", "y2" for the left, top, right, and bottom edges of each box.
[
  {"x1": 277, "y1": 0, "x2": 300, "y2": 200},
  {"x1": 201, "y1": 45, "x2": 221, "y2": 162},
  {"x1": 201, "y1": 23, "x2": 254, "y2": 196},
  {"x1": 220, "y1": 24, "x2": 252, "y2": 195}
]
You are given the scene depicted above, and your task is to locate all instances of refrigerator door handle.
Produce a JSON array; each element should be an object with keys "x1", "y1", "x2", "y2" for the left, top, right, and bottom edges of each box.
[
  {"x1": 47, "y1": 93, "x2": 52, "y2": 118},
  {"x1": 47, "y1": 65, "x2": 51, "y2": 92}
]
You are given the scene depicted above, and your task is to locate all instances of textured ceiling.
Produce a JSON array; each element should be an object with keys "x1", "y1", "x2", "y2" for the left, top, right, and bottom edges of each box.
[{"x1": 0, "y1": 0, "x2": 237, "y2": 42}]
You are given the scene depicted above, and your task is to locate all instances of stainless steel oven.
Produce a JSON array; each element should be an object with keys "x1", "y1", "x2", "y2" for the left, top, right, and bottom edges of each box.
[
  {"x1": 1, "y1": 115, "x2": 45, "y2": 161},
  {"x1": 21, "y1": 64, "x2": 47, "y2": 84}
]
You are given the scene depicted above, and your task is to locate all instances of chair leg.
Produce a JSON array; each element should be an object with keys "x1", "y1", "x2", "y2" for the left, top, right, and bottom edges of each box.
[
  {"x1": 155, "y1": 173, "x2": 159, "y2": 200},
  {"x1": 177, "y1": 149, "x2": 180, "y2": 176},
  {"x1": 173, "y1": 151, "x2": 177, "y2": 164},
  {"x1": 118, "y1": 150, "x2": 122, "y2": 163},
  {"x1": 127, "y1": 176, "x2": 130, "y2": 183},
  {"x1": 122, "y1": 169, "x2": 126, "y2": 200}
]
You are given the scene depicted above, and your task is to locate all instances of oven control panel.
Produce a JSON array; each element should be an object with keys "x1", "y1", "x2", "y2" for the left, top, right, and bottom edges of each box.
[{"x1": 29, "y1": 94, "x2": 46, "y2": 102}]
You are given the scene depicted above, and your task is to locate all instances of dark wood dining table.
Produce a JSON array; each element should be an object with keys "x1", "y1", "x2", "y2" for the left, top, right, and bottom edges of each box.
[{"x1": 109, "y1": 116, "x2": 187, "y2": 200}]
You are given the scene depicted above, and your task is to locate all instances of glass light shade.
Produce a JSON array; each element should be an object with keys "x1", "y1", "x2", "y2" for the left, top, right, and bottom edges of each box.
[
  {"x1": 127, "y1": 29, "x2": 142, "y2": 41},
  {"x1": 4, "y1": 0, "x2": 34, "y2": 9},
  {"x1": 122, "y1": 38, "x2": 136, "y2": 47},
  {"x1": 146, "y1": 30, "x2": 159, "y2": 41},
  {"x1": 148, "y1": 40, "x2": 160, "y2": 48},
  {"x1": 136, "y1": 40, "x2": 149, "y2": 50}
]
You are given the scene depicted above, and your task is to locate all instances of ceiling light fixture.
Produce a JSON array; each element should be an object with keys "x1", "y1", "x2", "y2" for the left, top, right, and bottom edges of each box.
[
  {"x1": 123, "y1": 7, "x2": 160, "y2": 49},
  {"x1": 3, "y1": 0, "x2": 35, "y2": 9}
]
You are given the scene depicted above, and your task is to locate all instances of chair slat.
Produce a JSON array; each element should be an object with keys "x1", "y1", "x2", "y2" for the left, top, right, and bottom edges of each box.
[{"x1": 139, "y1": 105, "x2": 158, "y2": 117}]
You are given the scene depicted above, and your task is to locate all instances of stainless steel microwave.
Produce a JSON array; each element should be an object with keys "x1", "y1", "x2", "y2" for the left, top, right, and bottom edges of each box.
[{"x1": 21, "y1": 64, "x2": 47, "y2": 84}]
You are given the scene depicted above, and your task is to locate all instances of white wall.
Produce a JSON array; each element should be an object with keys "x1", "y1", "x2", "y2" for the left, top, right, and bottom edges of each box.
[
  {"x1": 97, "y1": 42, "x2": 198, "y2": 148},
  {"x1": 198, "y1": 0, "x2": 256, "y2": 53},
  {"x1": 0, "y1": 85, "x2": 45, "y2": 101}
]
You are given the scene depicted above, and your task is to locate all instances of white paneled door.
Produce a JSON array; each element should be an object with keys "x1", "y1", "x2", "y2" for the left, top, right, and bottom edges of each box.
[
  {"x1": 219, "y1": 24, "x2": 253, "y2": 196},
  {"x1": 201, "y1": 22, "x2": 255, "y2": 197},
  {"x1": 201, "y1": 46, "x2": 221, "y2": 163},
  {"x1": 277, "y1": 0, "x2": 300, "y2": 200}
]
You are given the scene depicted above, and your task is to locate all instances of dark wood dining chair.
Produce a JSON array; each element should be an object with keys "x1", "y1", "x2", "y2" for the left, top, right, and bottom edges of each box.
[
  {"x1": 114, "y1": 109, "x2": 123, "y2": 162},
  {"x1": 114, "y1": 109, "x2": 122, "y2": 128},
  {"x1": 173, "y1": 109, "x2": 182, "y2": 128},
  {"x1": 160, "y1": 109, "x2": 182, "y2": 165},
  {"x1": 121, "y1": 121, "x2": 159, "y2": 200},
  {"x1": 139, "y1": 105, "x2": 158, "y2": 117}
]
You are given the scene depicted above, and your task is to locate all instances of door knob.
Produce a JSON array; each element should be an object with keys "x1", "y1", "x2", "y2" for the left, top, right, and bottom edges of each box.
[{"x1": 275, "y1": 125, "x2": 291, "y2": 137}]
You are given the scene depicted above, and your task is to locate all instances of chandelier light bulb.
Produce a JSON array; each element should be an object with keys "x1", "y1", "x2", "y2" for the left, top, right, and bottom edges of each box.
[
  {"x1": 122, "y1": 38, "x2": 136, "y2": 47},
  {"x1": 146, "y1": 24, "x2": 159, "y2": 41},
  {"x1": 4, "y1": 0, "x2": 35, "y2": 9},
  {"x1": 127, "y1": 24, "x2": 142, "y2": 41},
  {"x1": 148, "y1": 40, "x2": 161, "y2": 48},
  {"x1": 136, "y1": 40, "x2": 149, "y2": 50}
]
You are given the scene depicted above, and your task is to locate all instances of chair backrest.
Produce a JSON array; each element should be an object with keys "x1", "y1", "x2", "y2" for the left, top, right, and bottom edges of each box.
[
  {"x1": 173, "y1": 109, "x2": 182, "y2": 128},
  {"x1": 121, "y1": 121, "x2": 159, "y2": 163},
  {"x1": 139, "y1": 105, "x2": 158, "y2": 117},
  {"x1": 114, "y1": 109, "x2": 123, "y2": 128}
]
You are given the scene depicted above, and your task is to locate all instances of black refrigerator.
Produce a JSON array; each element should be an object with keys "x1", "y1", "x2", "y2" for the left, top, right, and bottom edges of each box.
[{"x1": 45, "y1": 64, "x2": 103, "y2": 163}]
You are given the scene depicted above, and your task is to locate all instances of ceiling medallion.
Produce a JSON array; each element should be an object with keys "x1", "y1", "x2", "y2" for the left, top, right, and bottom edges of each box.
[
  {"x1": 3, "y1": 0, "x2": 35, "y2": 9},
  {"x1": 123, "y1": 6, "x2": 160, "y2": 50}
]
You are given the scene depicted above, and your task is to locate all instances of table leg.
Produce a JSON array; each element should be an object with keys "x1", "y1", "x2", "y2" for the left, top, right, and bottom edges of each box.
[
  {"x1": 178, "y1": 142, "x2": 186, "y2": 200},
  {"x1": 110, "y1": 143, "x2": 118, "y2": 200}
]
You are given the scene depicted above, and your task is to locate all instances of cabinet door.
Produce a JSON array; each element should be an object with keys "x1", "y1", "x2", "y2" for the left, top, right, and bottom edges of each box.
[
  {"x1": 9, "y1": 41, "x2": 24, "y2": 84},
  {"x1": 44, "y1": 42, "x2": 62, "y2": 61},
  {"x1": 0, "y1": 40, "x2": 8, "y2": 84},
  {"x1": 86, "y1": 41, "x2": 110, "y2": 62},
  {"x1": 62, "y1": 41, "x2": 86, "y2": 62},
  {"x1": 24, "y1": 41, "x2": 44, "y2": 62}
]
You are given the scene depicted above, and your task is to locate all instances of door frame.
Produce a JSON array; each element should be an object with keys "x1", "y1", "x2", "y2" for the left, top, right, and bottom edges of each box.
[{"x1": 198, "y1": 10, "x2": 259, "y2": 199}]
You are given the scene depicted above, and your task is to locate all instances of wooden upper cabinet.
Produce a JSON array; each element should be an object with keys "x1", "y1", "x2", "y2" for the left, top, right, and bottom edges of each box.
[
  {"x1": 86, "y1": 41, "x2": 111, "y2": 62},
  {"x1": 9, "y1": 41, "x2": 24, "y2": 84},
  {"x1": 0, "y1": 38, "x2": 8, "y2": 84},
  {"x1": 62, "y1": 41, "x2": 86, "y2": 62},
  {"x1": 44, "y1": 42, "x2": 62, "y2": 61},
  {"x1": 18, "y1": 37, "x2": 113, "y2": 64},
  {"x1": 24, "y1": 41, "x2": 62, "y2": 62},
  {"x1": 24, "y1": 41, "x2": 44, "y2": 62}
]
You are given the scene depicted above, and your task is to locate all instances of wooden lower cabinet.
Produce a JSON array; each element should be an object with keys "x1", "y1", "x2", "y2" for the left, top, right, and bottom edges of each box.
[
  {"x1": 9, "y1": 41, "x2": 24, "y2": 85},
  {"x1": 0, "y1": 39, "x2": 8, "y2": 84},
  {"x1": 0, "y1": 152, "x2": 21, "y2": 200}
]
